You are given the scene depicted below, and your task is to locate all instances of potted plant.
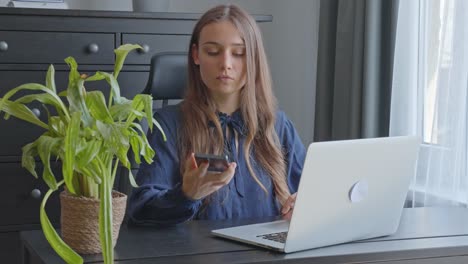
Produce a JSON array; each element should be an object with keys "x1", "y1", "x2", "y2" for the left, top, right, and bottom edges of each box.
[{"x1": 0, "y1": 44, "x2": 164, "y2": 264}]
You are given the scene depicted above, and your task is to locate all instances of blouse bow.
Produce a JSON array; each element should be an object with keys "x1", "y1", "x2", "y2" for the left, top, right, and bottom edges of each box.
[{"x1": 208, "y1": 110, "x2": 246, "y2": 197}]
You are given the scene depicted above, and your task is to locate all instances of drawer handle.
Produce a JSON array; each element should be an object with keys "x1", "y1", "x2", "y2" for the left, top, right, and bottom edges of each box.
[
  {"x1": 87, "y1": 43, "x2": 99, "y2": 54},
  {"x1": 31, "y1": 108, "x2": 41, "y2": 118},
  {"x1": 31, "y1": 189, "x2": 42, "y2": 199},
  {"x1": 139, "y1": 44, "x2": 150, "y2": 54},
  {"x1": 0, "y1": 41, "x2": 8, "y2": 52}
]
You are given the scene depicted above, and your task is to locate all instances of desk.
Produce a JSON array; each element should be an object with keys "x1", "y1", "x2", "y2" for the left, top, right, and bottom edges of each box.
[{"x1": 20, "y1": 207, "x2": 468, "y2": 264}]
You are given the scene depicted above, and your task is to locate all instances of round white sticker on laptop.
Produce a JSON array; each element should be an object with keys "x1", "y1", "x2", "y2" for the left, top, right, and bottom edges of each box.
[{"x1": 349, "y1": 180, "x2": 369, "y2": 203}]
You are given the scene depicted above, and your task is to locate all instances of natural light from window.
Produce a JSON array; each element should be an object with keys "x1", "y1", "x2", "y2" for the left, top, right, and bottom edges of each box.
[{"x1": 391, "y1": 0, "x2": 468, "y2": 207}]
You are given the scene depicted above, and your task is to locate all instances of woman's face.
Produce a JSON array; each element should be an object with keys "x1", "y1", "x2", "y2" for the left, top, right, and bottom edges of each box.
[{"x1": 192, "y1": 21, "x2": 247, "y2": 101}]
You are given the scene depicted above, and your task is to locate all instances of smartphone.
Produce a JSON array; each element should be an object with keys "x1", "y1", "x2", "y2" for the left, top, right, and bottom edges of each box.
[{"x1": 194, "y1": 153, "x2": 230, "y2": 172}]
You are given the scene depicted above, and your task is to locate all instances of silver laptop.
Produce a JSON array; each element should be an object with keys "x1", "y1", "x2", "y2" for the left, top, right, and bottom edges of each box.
[{"x1": 211, "y1": 136, "x2": 420, "y2": 253}]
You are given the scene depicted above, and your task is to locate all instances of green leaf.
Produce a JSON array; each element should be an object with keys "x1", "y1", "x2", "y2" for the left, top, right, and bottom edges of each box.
[
  {"x1": 142, "y1": 95, "x2": 153, "y2": 131},
  {"x1": 58, "y1": 90, "x2": 68, "y2": 97},
  {"x1": 40, "y1": 181, "x2": 83, "y2": 264},
  {"x1": 0, "y1": 100, "x2": 49, "y2": 129},
  {"x1": 97, "y1": 71, "x2": 122, "y2": 104},
  {"x1": 85, "y1": 72, "x2": 106, "y2": 82},
  {"x1": 129, "y1": 123, "x2": 155, "y2": 164},
  {"x1": 0, "y1": 82, "x2": 69, "y2": 123},
  {"x1": 114, "y1": 44, "x2": 142, "y2": 79},
  {"x1": 109, "y1": 101, "x2": 134, "y2": 121},
  {"x1": 129, "y1": 135, "x2": 142, "y2": 164},
  {"x1": 86, "y1": 91, "x2": 113, "y2": 123},
  {"x1": 76, "y1": 160, "x2": 102, "y2": 186},
  {"x1": 96, "y1": 121, "x2": 130, "y2": 168},
  {"x1": 142, "y1": 144, "x2": 155, "y2": 165},
  {"x1": 1, "y1": 83, "x2": 64, "y2": 109},
  {"x1": 46, "y1": 64, "x2": 57, "y2": 93},
  {"x1": 64, "y1": 56, "x2": 81, "y2": 87},
  {"x1": 74, "y1": 139, "x2": 103, "y2": 186},
  {"x1": 63, "y1": 111, "x2": 81, "y2": 195},
  {"x1": 152, "y1": 117, "x2": 167, "y2": 142},
  {"x1": 98, "y1": 159, "x2": 113, "y2": 264},
  {"x1": 127, "y1": 169, "x2": 139, "y2": 188},
  {"x1": 131, "y1": 94, "x2": 153, "y2": 131},
  {"x1": 37, "y1": 136, "x2": 60, "y2": 190},
  {"x1": 48, "y1": 116, "x2": 66, "y2": 137},
  {"x1": 22, "y1": 141, "x2": 38, "y2": 179},
  {"x1": 67, "y1": 78, "x2": 92, "y2": 127},
  {"x1": 76, "y1": 139, "x2": 102, "y2": 169},
  {"x1": 14, "y1": 94, "x2": 68, "y2": 123}
]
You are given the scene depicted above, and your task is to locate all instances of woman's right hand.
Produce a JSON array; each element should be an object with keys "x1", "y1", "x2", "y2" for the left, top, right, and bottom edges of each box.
[{"x1": 181, "y1": 153, "x2": 237, "y2": 200}]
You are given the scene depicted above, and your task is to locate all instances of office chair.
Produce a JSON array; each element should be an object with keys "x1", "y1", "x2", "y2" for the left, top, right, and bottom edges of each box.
[
  {"x1": 142, "y1": 51, "x2": 188, "y2": 109},
  {"x1": 119, "y1": 52, "x2": 188, "y2": 207}
]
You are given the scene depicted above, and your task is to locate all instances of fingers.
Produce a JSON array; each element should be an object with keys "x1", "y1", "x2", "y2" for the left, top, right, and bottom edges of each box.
[
  {"x1": 207, "y1": 162, "x2": 237, "y2": 186},
  {"x1": 183, "y1": 160, "x2": 236, "y2": 200},
  {"x1": 197, "y1": 160, "x2": 209, "y2": 176},
  {"x1": 281, "y1": 193, "x2": 297, "y2": 215},
  {"x1": 282, "y1": 209, "x2": 293, "y2": 221},
  {"x1": 226, "y1": 162, "x2": 237, "y2": 174},
  {"x1": 184, "y1": 153, "x2": 198, "y2": 173},
  {"x1": 221, "y1": 162, "x2": 237, "y2": 179},
  {"x1": 281, "y1": 196, "x2": 293, "y2": 214},
  {"x1": 281, "y1": 203, "x2": 292, "y2": 215},
  {"x1": 184, "y1": 153, "x2": 210, "y2": 176}
]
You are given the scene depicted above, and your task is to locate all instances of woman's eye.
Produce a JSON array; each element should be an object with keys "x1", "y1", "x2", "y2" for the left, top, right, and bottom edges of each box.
[
  {"x1": 206, "y1": 51, "x2": 219, "y2": 56},
  {"x1": 233, "y1": 49, "x2": 245, "y2": 57}
]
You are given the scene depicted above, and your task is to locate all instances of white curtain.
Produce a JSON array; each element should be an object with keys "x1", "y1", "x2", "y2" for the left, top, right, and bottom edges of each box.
[{"x1": 390, "y1": 0, "x2": 468, "y2": 207}]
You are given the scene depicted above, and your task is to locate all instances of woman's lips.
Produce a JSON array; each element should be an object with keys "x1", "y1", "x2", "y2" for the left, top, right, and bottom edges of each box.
[{"x1": 217, "y1": 75, "x2": 234, "y2": 81}]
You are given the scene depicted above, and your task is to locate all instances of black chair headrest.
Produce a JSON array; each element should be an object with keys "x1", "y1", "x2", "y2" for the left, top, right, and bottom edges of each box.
[{"x1": 143, "y1": 52, "x2": 188, "y2": 100}]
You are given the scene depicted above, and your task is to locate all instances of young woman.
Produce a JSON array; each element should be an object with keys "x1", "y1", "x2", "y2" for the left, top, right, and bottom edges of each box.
[{"x1": 128, "y1": 4, "x2": 306, "y2": 225}]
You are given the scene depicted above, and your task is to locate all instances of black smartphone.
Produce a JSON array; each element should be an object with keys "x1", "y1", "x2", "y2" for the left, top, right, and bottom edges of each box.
[{"x1": 194, "y1": 153, "x2": 230, "y2": 172}]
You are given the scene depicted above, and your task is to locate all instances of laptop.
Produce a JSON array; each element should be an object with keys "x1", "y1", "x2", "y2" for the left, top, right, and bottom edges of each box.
[{"x1": 211, "y1": 136, "x2": 420, "y2": 253}]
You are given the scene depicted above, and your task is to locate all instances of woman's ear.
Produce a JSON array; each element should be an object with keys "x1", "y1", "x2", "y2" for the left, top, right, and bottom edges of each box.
[{"x1": 192, "y1": 44, "x2": 200, "y2": 65}]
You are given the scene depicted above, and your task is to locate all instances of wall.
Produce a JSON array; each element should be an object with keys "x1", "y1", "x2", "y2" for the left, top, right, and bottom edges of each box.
[
  {"x1": 158, "y1": 0, "x2": 320, "y2": 144},
  {"x1": 1, "y1": 0, "x2": 319, "y2": 144}
]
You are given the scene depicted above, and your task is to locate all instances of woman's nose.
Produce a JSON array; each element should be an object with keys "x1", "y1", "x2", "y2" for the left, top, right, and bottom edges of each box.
[{"x1": 220, "y1": 52, "x2": 233, "y2": 70}]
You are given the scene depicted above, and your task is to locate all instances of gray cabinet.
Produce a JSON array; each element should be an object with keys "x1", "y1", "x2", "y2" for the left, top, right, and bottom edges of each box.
[
  {"x1": 0, "y1": 31, "x2": 115, "y2": 64},
  {"x1": 0, "y1": 7, "x2": 271, "y2": 263}
]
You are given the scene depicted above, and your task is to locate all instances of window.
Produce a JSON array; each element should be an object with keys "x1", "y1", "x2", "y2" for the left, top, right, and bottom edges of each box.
[{"x1": 390, "y1": 0, "x2": 468, "y2": 206}]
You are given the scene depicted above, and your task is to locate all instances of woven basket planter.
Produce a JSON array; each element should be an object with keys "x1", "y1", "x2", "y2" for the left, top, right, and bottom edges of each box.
[{"x1": 60, "y1": 190, "x2": 127, "y2": 254}]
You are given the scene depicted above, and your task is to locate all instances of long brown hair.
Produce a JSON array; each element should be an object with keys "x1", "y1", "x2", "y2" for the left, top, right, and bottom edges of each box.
[{"x1": 180, "y1": 4, "x2": 290, "y2": 204}]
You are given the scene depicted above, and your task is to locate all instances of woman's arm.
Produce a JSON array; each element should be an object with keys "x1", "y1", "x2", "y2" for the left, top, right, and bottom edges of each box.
[{"x1": 127, "y1": 106, "x2": 202, "y2": 225}]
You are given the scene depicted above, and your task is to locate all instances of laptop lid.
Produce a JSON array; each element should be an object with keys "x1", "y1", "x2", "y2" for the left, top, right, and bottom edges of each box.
[
  {"x1": 284, "y1": 136, "x2": 420, "y2": 252},
  {"x1": 211, "y1": 136, "x2": 420, "y2": 253}
]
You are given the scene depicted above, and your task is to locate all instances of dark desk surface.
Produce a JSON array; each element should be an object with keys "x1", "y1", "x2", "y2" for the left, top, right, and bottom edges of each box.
[{"x1": 21, "y1": 207, "x2": 468, "y2": 264}]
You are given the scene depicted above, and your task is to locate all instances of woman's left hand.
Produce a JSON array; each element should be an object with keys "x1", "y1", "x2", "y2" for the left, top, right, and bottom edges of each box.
[{"x1": 281, "y1": 192, "x2": 297, "y2": 220}]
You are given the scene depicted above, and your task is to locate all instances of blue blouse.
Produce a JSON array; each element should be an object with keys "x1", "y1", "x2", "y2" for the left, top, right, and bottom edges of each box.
[{"x1": 128, "y1": 104, "x2": 306, "y2": 225}]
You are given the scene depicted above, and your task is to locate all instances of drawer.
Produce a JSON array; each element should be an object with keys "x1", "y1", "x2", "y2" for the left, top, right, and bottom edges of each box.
[
  {"x1": 122, "y1": 34, "x2": 190, "y2": 64},
  {"x1": 0, "y1": 232, "x2": 21, "y2": 264},
  {"x1": 0, "y1": 163, "x2": 61, "y2": 227},
  {"x1": 0, "y1": 70, "x2": 147, "y2": 158},
  {"x1": 0, "y1": 31, "x2": 115, "y2": 64}
]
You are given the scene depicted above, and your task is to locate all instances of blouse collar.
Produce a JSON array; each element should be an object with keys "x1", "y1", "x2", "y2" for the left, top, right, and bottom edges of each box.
[{"x1": 209, "y1": 109, "x2": 246, "y2": 136}]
